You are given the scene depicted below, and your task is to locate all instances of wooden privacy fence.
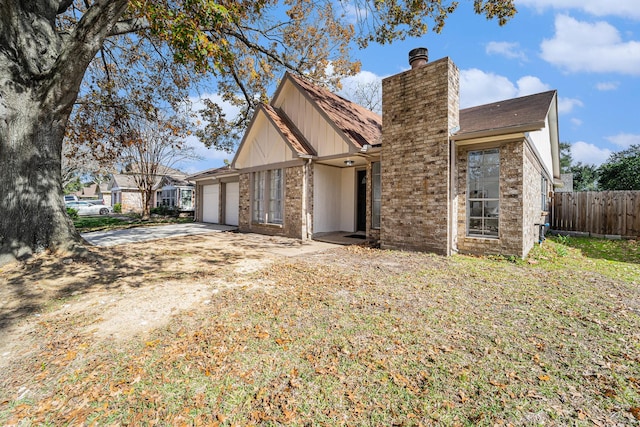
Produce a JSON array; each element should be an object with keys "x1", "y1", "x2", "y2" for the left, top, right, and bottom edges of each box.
[{"x1": 551, "y1": 191, "x2": 640, "y2": 238}]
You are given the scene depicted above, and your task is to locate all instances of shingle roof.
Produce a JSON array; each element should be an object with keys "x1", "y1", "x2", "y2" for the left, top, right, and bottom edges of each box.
[
  {"x1": 260, "y1": 103, "x2": 316, "y2": 156},
  {"x1": 457, "y1": 90, "x2": 557, "y2": 137},
  {"x1": 187, "y1": 165, "x2": 237, "y2": 181},
  {"x1": 286, "y1": 73, "x2": 382, "y2": 148}
]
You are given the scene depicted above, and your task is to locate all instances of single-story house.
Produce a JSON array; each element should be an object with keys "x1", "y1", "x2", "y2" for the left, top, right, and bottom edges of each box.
[
  {"x1": 190, "y1": 48, "x2": 561, "y2": 258},
  {"x1": 108, "y1": 166, "x2": 195, "y2": 214}
]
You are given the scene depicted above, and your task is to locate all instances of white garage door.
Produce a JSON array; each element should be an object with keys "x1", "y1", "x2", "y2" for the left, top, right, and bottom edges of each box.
[
  {"x1": 202, "y1": 184, "x2": 219, "y2": 223},
  {"x1": 225, "y1": 182, "x2": 239, "y2": 226}
]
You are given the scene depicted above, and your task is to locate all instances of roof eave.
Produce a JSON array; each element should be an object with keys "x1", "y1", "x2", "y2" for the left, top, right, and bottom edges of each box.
[{"x1": 453, "y1": 122, "x2": 545, "y2": 143}]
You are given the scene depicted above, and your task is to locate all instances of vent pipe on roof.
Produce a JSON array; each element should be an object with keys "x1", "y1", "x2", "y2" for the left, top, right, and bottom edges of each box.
[{"x1": 409, "y1": 47, "x2": 429, "y2": 68}]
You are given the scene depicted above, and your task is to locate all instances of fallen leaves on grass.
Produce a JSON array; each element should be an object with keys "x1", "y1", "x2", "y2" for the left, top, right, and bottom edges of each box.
[{"x1": 1, "y1": 242, "x2": 639, "y2": 426}]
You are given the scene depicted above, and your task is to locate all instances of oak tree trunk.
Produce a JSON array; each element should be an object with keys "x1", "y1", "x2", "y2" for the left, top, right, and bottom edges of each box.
[
  {"x1": 0, "y1": 93, "x2": 83, "y2": 264},
  {"x1": 0, "y1": 0, "x2": 129, "y2": 266}
]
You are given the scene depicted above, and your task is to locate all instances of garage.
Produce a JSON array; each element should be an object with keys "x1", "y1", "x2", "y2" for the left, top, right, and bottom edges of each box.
[
  {"x1": 202, "y1": 184, "x2": 219, "y2": 223},
  {"x1": 225, "y1": 182, "x2": 239, "y2": 226}
]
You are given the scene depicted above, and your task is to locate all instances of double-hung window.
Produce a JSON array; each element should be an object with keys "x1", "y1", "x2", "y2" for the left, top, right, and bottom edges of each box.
[
  {"x1": 467, "y1": 149, "x2": 500, "y2": 238},
  {"x1": 253, "y1": 169, "x2": 283, "y2": 225}
]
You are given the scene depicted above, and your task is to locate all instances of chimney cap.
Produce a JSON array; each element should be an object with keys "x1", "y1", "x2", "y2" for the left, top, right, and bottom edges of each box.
[{"x1": 409, "y1": 47, "x2": 429, "y2": 68}]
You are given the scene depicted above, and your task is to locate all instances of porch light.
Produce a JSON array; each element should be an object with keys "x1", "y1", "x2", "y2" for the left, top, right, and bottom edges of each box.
[{"x1": 344, "y1": 159, "x2": 354, "y2": 166}]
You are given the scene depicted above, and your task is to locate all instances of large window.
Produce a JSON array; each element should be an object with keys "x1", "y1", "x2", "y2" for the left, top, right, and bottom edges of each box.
[
  {"x1": 467, "y1": 149, "x2": 500, "y2": 238},
  {"x1": 372, "y1": 162, "x2": 381, "y2": 229},
  {"x1": 253, "y1": 169, "x2": 283, "y2": 224},
  {"x1": 157, "y1": 188, "x2": 176, "y2": 207}
]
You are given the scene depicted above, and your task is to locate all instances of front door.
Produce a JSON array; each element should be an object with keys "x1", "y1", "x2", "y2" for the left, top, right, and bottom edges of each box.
[{"x1": 356, "y1": 169, "x2": 367, "y2": 232}]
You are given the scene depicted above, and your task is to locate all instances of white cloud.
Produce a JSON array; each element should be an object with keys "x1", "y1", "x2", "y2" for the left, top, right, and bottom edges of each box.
[
  {"x1": 540, "y1": 15, "x2": 640, "y2": 75},
  {"x1": 460, "y1": 69, "x2": 518, "y2": 107},
  {"x1": 596, "y1": 81, "x2": 619, "y2": 91},
  {"x1": 340, "y1": 70, "x2": 384, "y2": 90},
  {"x1": 570, "y1": 141, "x2": 612, "y2": 165},
  {"x1": 570, "y1": 118, "x2": 583, "y2": 126},
  {"x1": 516, "y1": 0, "x2": 640, "y2": 20},
  {"x1": 606, "y1": 132, "x2": 640, "y2": 148},
  {"x1": 515, "y1": 76, "x2": 550, "y2": 95},
  {"x1": 485, "y1": 41, "x2": 527, "y2": 61},
  {"x1": 460, "y1": 69, "x2": 553, "y2": 107},
  {"x1": 557, "y1": 97, "x2": 583, "y2": 114}
]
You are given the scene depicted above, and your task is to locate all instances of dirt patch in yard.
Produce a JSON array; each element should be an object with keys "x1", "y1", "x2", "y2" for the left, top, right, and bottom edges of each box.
[{"x1": 0, "y1": 232, "x2": 325, "y2": 375}]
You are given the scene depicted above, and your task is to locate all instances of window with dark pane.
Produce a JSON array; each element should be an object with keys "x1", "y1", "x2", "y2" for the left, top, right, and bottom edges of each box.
[{"x1": 467, "y1": 149, "x2": 500, "y2": 238}]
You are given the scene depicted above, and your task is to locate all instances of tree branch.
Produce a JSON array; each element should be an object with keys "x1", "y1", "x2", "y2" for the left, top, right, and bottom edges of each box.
[
  {"x1": 56, "y1": 0, "x2": 74, "y2": 14},
  {"x1": 109, "y1": 18, "x2": 150, "y2": 36}
]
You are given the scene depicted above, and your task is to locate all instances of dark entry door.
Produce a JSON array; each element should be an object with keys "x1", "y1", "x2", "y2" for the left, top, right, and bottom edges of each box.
[{"x1": 356, "y1": 169, "x2": 367, "y2": 232}]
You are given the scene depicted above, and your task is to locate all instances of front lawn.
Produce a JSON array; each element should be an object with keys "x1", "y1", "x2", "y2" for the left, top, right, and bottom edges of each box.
[
  {"x1": 73, "y1": 214, "x2": 194, "y2": 233},
  {"x1": 1, "y1": 236, "x2": 638, "y2": 425}
]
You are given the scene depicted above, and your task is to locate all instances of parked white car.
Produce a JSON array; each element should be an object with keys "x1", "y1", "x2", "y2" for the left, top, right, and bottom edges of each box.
[{"x1": 66, "y1": 201, "x2": 112, "y2": 216}]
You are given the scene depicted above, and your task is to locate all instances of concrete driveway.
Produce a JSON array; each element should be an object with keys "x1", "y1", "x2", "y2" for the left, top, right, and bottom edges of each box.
[{"x1": 82, "y1": 223, "x2": 237, "y2": 247}]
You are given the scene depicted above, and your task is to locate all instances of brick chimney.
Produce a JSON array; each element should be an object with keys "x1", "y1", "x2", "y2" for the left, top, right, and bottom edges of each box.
[{"x1": 380, "y1": 49, "x2": 460, "y2": 254}]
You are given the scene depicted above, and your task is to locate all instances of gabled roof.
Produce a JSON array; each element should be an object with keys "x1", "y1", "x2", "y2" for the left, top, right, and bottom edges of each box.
[
  {"x1": 259, "y1": 103, "x2": 316, "y2": 156},
  {"x1": 109, "y1": 174, "x2": 141, "y2": 190},
  {"x1": 283, "y1": 73, "x2": 382, "y2": 148},
  {"x1": 457, "y1": 90, "x2": 557, "y2": 138}
]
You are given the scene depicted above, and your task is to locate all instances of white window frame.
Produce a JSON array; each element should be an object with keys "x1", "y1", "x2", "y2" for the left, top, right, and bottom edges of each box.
[
  {"x1": 541, "y1": 175, "x2": 548, "y2": 211},
  {"x1": 253, "y1": 169, "x2": 283, "y2": 225},
  {"x1": 467, "y1": 149, "x2": 500, "y2": 238}
]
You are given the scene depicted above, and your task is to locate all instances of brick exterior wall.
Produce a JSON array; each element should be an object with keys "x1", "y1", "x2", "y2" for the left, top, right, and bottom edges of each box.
[
  {"x1": 120, "y1": 190, "x2": 144, "y2": 214},
  {"x1": 365, "y1": 159, "x2": 381, "y2": 241},
  {"x1": 523, "y1": 142, "x2": 551, "y2": 256},
  {"x1": 380, "y1": 57, "x2": 459, "y2": 255},
  {"x1": 456, "y1": 140, "x2": 535, "y2": 258},
  {"x1": 238, "y1": 165, "x2": 308, "y2": 239}
]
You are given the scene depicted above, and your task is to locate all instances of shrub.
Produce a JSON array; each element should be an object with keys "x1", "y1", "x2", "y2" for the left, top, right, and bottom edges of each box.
[
  {"x1": 66, "y1": 207, "x2": 78, "y2": 219},
  {"x1": 113, "y1": 203, "x2": 122, "y2": 213},
  {"x1": 151, "y1": 205, "x2": 179, "y2": 217}
]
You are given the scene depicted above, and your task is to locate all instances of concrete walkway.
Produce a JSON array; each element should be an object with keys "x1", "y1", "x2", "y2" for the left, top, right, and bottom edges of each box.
[{"x1": 82, "y1": 223, "x2": 237, "y2": 247}]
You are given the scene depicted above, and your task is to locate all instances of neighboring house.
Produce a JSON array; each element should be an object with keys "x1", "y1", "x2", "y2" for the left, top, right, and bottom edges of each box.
[
  {"x1": 108, "y1": 166, "x2": 195, "y2": 214},
  {"x1": 74, "y1": 182, "x2": 111, "y2": 205},
  {"x1": 191, "y1": 48, "x2": 561, "y2": 258}
]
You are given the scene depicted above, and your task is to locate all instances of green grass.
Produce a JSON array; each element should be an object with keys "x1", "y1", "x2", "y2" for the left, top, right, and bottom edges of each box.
[
  {"x1": 551, "y1": 234, "x2": 640, "y2": 264},
  {"x1": 73, "y1": 215, "x2": 194, "y2": 233},
  {"x1": 1, "y1": 238, "x2": 639, "y2": 426}
]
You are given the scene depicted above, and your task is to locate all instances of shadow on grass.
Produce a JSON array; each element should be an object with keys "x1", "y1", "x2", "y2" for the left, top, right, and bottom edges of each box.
[
  {"x1": 550, "y1": 235, "x2": 640, "y2": 264},
  {"x1": 0, "y1": 233, "x2": 247, "y2": 334}
]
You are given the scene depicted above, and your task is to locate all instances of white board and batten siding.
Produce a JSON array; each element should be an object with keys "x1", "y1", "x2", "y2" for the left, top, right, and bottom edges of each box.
[
  {"x1": 275, "y1": 81, "x2": 350, "y2": 158},
  {"x1": 234, "y1": 114, "x2": 295, "y2": 169},
  {"x1": 202, "y1": 183, "x2": 220, "y2": 224}
]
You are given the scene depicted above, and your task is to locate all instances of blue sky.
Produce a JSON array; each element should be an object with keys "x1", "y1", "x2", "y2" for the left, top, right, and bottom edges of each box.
[{"x1": 183, "y1": 0, "x2": 640, "y2": 173}]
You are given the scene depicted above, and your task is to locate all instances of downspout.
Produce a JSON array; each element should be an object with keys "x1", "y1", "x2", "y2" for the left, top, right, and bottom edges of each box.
[{"x1": 448, "y1": 129, "x2": 459, "y2": 255}]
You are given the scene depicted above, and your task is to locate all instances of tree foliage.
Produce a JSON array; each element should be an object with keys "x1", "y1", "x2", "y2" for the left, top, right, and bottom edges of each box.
[
  {"x1": 598, "y1": 145, "x2": 640, "y2": 191},
  {"x1": 559, "y1": 142, "x2": 599, "y2": 191}
]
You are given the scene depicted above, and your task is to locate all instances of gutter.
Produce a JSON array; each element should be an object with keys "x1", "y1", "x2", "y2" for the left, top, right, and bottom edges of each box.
[{"x1": 452, "y1": 122, "x2": 545, "y2": 143}]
